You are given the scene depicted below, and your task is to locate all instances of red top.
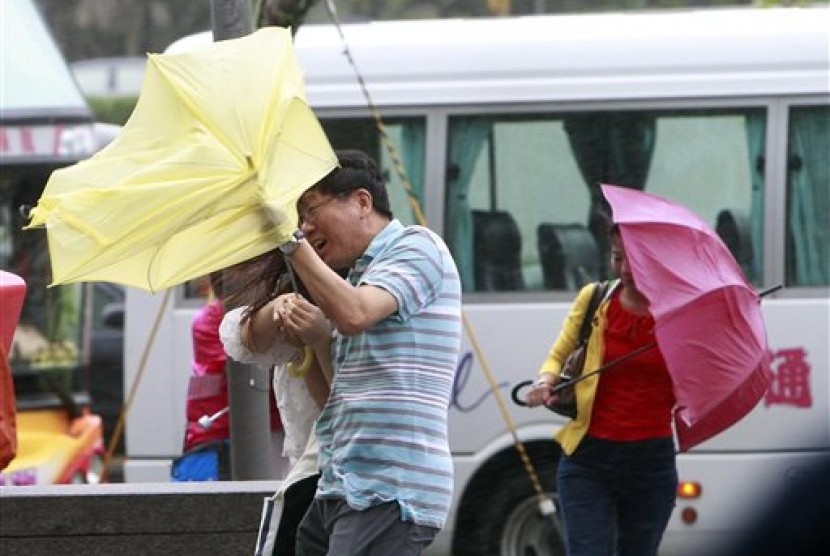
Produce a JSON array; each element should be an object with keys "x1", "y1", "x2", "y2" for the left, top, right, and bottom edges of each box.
[{"x1": 587, "y1": 289, "x2": 675, "y2": 441}]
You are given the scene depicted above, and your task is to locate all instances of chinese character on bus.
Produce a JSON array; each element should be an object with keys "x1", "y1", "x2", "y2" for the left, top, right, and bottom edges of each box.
[{"x1": 765, "y1": 348, "x2": 812, "y2": 408}]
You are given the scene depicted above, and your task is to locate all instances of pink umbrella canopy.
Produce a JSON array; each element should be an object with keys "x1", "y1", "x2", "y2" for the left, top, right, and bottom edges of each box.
[{"x1": 601, "y1": 184, "x2": 772, "y2": 451}]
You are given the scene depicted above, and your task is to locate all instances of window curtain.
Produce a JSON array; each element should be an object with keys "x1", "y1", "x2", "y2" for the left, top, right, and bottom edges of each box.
[
  {"x1": 788, "y1": 106, "x2": 830, "y2": 286},
  {"x1": 563, "y1": 113, "x2": 656, "y2": 278},
  {"x1": 445, "y1": 118, "x2": 492, "y2": 292},
  {"x1": 744, "y1": 111, "x2": 766, "y2": 283},
  {"x1": 400, "y1": 121, "x2": 426, "y2": 224}
]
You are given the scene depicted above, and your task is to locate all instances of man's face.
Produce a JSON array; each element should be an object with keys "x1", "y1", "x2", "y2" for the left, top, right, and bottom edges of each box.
[{"x1": 297, "y1": 188, "x2": 362, "y2": 269}]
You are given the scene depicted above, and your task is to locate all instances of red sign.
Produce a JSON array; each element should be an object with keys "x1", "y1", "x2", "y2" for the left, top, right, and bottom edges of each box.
[{"x1": 0, "y1": 124, "x2": 95, "y2": 160}]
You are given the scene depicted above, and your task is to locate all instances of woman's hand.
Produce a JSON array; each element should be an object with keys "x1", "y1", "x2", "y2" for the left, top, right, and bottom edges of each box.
[
  {"x1": 275, "y1": 293, "x2": 330, "y2": 348},
  {"x1": 525, "y1": 376, "x2": 559, "y2": 408}
]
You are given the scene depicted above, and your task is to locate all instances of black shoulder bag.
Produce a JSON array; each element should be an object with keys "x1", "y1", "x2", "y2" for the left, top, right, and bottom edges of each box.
[{"x1": 546, "y1": 281, "x2": 608, "y2": 418}]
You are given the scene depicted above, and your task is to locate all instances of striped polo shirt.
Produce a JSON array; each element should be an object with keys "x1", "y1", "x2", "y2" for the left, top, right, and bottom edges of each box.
[{"x1": 315, "y1": 219, "x2": 462, "y2": 529}]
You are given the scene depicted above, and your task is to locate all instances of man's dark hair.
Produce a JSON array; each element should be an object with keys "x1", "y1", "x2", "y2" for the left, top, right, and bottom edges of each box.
[{"x1": 314, "y1": 149, "x2": 393, "y2": 219}]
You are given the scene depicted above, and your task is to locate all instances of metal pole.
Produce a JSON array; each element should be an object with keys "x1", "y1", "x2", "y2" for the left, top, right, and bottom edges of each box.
[{"x1": 211, "y1": 0, "x2": 275, "y2": 481}]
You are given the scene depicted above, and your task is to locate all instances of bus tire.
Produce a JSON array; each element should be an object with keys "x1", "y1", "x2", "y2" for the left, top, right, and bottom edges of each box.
[{"x1": 452, "y1": 442, "x2": 565, "y2": 556}]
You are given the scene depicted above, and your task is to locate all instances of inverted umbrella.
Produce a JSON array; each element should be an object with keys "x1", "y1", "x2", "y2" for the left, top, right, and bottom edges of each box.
[
  {"x1": 601, "y1": 184, "x2": 772, "y2": 451},
  {"x1": 26, "y1": 27, "x2": 337, "y2": 292}
]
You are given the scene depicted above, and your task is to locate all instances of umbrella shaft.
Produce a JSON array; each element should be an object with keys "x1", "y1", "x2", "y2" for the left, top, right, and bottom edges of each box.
[
  {"x1": 285, "y1": 257, "x2": 300, "y2": 293},
  {"x1": 552, "y1": 342, "x2": 657, "y2": 393}
]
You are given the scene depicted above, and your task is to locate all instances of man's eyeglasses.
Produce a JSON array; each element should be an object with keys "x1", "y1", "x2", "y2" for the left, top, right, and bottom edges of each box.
[{"x1": 299, "y1": 190, "x2": 352, "y2": 224}]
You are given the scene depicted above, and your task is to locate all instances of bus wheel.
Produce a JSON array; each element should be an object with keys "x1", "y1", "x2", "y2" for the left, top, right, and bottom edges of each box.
[
  {"x1": 453, "y1": 444, "x2": 565, "y2": 556},
  {"x1": 499, "y1": 486, "x2": 565, "y2": 556}
]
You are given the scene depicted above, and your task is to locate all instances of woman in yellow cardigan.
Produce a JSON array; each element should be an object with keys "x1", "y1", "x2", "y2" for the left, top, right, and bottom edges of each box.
[{"x1": 526, "y1": 224, "x2": 677, "y2": 556}]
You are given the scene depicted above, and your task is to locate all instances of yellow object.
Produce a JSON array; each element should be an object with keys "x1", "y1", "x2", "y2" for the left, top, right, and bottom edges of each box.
[
  {"x1": 2, "y1": 408, "x2": 103, "y2": 485},
  {"x1": 286, "y1": 345, "x2": 314, "y2": 378},
  {"x1": 26, "y1": 28, "x2": 337, "y2": 292},
  {"x1": 537, "y1": 283, "x2": 610, "y2": 456}
]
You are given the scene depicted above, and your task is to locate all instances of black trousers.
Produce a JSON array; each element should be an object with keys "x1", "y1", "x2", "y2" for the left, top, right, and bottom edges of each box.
[{"x1": 272, "y1": 474, "x2": 320, "y2": 556}]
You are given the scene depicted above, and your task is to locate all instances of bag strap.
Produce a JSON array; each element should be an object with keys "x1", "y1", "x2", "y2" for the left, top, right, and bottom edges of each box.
[{"x1": 576, "y1": 281, "x2": 608, "y2": 346}]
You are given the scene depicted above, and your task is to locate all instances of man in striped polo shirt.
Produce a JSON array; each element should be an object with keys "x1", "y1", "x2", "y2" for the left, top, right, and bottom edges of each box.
[{"x1": 279, "y1": 150, "x2": 462, "y2": 555}]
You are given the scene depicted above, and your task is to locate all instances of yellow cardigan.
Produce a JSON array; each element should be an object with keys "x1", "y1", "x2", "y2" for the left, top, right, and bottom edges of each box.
[{"x1": 538, "y1": 280, "x2": 618, "y2": 456}]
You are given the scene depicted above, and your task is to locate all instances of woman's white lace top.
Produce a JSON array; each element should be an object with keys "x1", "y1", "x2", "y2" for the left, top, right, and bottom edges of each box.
[{"x1": 219, "y1": 307, "x2": 322, "y2": 459}]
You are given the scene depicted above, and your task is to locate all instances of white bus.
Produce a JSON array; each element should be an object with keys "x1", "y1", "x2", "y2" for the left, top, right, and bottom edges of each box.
[{"x1": 124, "y1": 7, "x2": 830, "y2": 555}]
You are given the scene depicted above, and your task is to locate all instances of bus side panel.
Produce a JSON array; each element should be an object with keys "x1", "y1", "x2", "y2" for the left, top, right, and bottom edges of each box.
[
  {"x1": 449, "y1": 302, "x2": 572, "y2": 454},
  {"x1": 698, "y1": 299, "x2": 830, "y2": 451},
  {"x1": 124, "y1": 288, "x2": 194, "y2": 481}
]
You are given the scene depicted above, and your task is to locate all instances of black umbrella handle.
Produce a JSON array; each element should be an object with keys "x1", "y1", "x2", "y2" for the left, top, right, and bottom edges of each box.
[{"x1": 511, "y1": 380, "x2": 533, "y2": 407}]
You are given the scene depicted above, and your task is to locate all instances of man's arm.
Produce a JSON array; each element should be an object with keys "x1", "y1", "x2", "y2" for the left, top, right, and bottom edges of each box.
[{"x1": 287, "y1": 241, "x2": 397, "y2": 335}]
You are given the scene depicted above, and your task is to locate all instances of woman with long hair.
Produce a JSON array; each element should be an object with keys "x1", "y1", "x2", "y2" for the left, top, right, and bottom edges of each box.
[{"x1": 220, "y1": 248, "x2": 338, "y2": 556}]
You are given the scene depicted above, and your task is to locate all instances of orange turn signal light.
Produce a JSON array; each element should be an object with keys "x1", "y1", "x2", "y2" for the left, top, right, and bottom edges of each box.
[{"x1": 677, "y1": 481, "x2": 702, "y2": 499}]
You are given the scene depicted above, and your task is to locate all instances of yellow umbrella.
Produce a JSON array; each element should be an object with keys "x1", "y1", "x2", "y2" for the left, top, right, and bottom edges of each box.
[{"x1": 26, "y1": 27, "x2": 336, "y2": 292}]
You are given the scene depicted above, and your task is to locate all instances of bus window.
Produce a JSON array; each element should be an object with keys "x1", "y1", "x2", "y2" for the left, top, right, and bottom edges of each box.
[
  {"x1": 445, "y1": 108, "x2": 765, "y2": 293},
  {"x1": 445, "y1": 115, "x2": 588, "y2": 293},
  {"x1": 786, "y1": 105, "x2": 830, "y2": 287},
  {"x1": 320, "y1": 116, "x2": 425, "y2": 227}
]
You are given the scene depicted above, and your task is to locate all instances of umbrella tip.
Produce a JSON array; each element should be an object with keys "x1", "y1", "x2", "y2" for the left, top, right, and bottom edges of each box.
[{"x1": 759, "y1": 284, "x2": 783, "y2": 298}]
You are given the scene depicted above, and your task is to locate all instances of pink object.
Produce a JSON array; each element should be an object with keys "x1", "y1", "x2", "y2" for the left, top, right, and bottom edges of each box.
[
  {"x1": 601, "y1": 184, "x2": 772, "y2": 451},
  {"x1": 190, "y1": 299, "x2": 227, "y2": 377},
  {"x1": 0, "y1": 271, "x2": 27, "y2": 356}
]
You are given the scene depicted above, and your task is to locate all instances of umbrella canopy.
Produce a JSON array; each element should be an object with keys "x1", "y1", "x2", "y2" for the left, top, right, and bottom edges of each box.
[
  {"x1": 26, "y1": 27, "x2": 337, "y2": 292},
  {"x1": 601, "y1": 184, "x2": 772, "y2": 451}
]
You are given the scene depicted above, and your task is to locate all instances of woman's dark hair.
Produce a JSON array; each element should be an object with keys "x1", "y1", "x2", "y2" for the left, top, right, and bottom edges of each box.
[
  {"x1": 312, "y1": 149, "x2": 393, "y2": 219},
  {"x1": 221, "y1": 248, "x2": 293, "y2": 323},
  {"x1": 609, "y1": 223, "x2": 621, "y2": 238},
  {"x1": 223, "y1": 250, "x2": 348, "y2": 325},
  {"x1": 208, "y1": 271, "x2": 225, "y2": 299}
]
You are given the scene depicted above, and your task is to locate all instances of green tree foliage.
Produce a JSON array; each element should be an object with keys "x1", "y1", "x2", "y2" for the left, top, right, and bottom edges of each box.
[
  {"x1": 35, "y1": 0, "x2": 213, "y2": 60},
  {"x1": 87, "y1": 97, "x2": 138, "y2": 126},
  {"x1": 304, "y1": 0, "x2": 759, "y2": 21},
  {"x1": 256, "y1": 0, "x2": 318, "y2": 31}
]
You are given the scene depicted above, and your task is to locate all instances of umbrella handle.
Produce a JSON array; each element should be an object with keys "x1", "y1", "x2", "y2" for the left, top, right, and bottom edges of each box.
[{"x1": 511, "y1": 380, "x2": 533, "y2": 407}]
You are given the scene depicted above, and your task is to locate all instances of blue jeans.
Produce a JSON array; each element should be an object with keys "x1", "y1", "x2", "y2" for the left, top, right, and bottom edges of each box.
[{"x1": 557, "y1": 436, "x2": 677, "y2": 556}]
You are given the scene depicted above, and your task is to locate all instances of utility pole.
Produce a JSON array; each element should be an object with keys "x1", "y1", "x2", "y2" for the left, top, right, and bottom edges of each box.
[{"x1": 211, "y1": 0, "x2": 277, "y2": 481}]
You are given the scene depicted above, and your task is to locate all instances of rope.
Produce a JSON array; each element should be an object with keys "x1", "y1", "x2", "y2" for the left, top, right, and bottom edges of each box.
[{"x1": 321, "y1": 0, "x2": 555, "y2": 517}]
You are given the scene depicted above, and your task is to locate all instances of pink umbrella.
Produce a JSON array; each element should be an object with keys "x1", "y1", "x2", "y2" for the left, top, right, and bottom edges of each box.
[{"x1": 601, "y1": 184, "x2": 772, "y2": 451}]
